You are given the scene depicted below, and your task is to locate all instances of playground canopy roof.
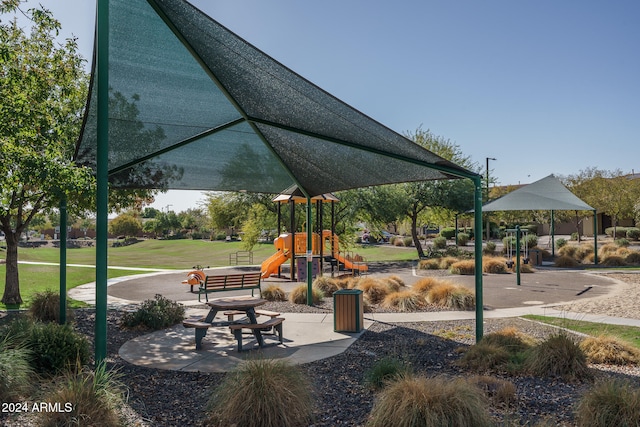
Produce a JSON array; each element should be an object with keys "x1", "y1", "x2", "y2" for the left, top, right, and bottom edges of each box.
[
  {"x1": 74, "y1": 0, "x2": 476, "y2": 198},
  {"x1": 483, "y1": 174, "x2": 594, "y2": 212}
]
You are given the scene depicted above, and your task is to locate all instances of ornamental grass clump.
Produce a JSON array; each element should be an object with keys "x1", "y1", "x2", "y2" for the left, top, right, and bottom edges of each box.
[
  {"x1": 206, "y1": 358, "x2": 314, "y2": 427},
  {"x1": 418, "y1": 258, "x2": 441, "y2": 270},
  {"x1": 381, "y1": 290, "x2": 425, "y2": 312},
  {"x1": 121, "y1": 294, "x2": 185, "y2": 330},
  {"x1": 28, "y1": 289, "x2": 73, "y2": 323},
  {"x1": 356, "y1": 277, "x2": 390, "y2": 304},
  {"x1": 575, "y1": 379, "x2": 640, "y2": 427},
  {"x1": 40, "y1": 361, "x2": 125, "y2": 427},
  {"x1": 601, "y1": 255, "x2": 627, "y2": 267},
  {"x1": 525, "y1": 333, "x2": 591, "y2": 381},
  {"x1": 439, "y1": 256, "x2": 459, "y2": 269},
  {"x1": 261, "y1": 285, "x2": 287, "y2": 301},
  {"x1": 364, "y1": 357, "x2": 411, "y2": 390},
  {"x1": 483, "y1": 256, "x2": 510, "y2": 274},
  {"x1": 457, "y1": 327, "x2": 535, "y2": 373},
  {"x1": 384, "y1": 275, "x2": 405, "y2": 291},
  {"x1": 312, "y1": 276, "x2": 338, "y2": 296},
  {"x1": 412, "y1": 277, "x2": 443, "y2": 295},
  {"x1": 467, "y1": 375, "x2": 517, "y2": 407},
  {"x1": 0, "y1": 335, "x2": 33, "y2": 402},
  {"x1": 554, "y1": 255, "x2": 579, "y2": 268},
  {"x1": 579, "y1": 335, "x2": 640, "y2": 365},
  {"x1": 289, "y1": 284, "x2": 324, "y2": 305},
  {"x1": 449, "y1": 259, "x2": 475, "y2": 275},
  {"x1": 625, "y1": 250, "x2": 640, "y2": 265},
  {"x1": 426, "y1": 283, "x2": 475, "y2": 310},
  {"x1": 366, "y1": 374, "x2": 492, "y2": 427}
]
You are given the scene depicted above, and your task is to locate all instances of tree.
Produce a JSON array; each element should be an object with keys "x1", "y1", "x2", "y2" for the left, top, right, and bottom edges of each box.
[
  {"x1": 396, "y1": 127, "x2": 477, "y2": 257},
  {"x1": 0, "y1": 2, "x2": 93, "y2": 304},
  {"x1": 206, "y1": 192, "x2": 251, "y2": 236},
  {"x1": 108, "y1": 214, "x2": 142, "y2": 238},
  {"x1": 567, "y1": 168, "x2": 640, "y2": 237}
]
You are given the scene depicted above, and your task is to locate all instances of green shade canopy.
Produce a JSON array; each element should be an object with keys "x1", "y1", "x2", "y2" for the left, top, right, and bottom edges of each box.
[
  {"x1": 483, "y1": 175, "x2": 594, "y2": 212},
  {"x1": 74, "y1": 0, "x2": 476, "y2": 196}
]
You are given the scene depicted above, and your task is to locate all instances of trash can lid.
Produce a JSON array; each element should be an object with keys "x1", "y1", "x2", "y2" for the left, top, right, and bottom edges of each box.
[{"x1": 334, "y1": 289, "x2": 363, "y2": 295}]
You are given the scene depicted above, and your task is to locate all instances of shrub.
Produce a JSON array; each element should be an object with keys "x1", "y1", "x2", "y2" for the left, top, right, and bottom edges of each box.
[
  {"x1": 0, "y1": 336, "x2": 33, "y2": 402},
  {"x1": 121, "y1": 294, "x2": 185, "y2": 330},
  {"x1": 571, "y1": 232, "x2": 580, "y2": 241},
  {"x1": 525, "y1": 333, "x2": 591, "y2": 381},
  {"x1": 262, "y1": 285, "x2": 287, "y2": 301},
  {"x1": 626, "y1": 227, "x2": 640, "y2": 240},
  {"x1": 433, "y1": 236, "x2": 447, "y2": 249},
  {"x1": 483, "y1": 256, "x2": 509, "y2": 274},
  {"x1": 364, "y1": 357, "x2": 411, "y2": 390},
  {"x1": 457, "y1": 232, "x2": 470, "y2": 246},
  {"x1": 206, "y1": 358, "x2": 314, "y2": 427},
  {"x1": 605, "y1": 227, "x2": 628, "y2": 238},
  {"x1": 556, "y1": 237, "x2": 568, "y2": 248},
  {"x1": 381, "y1": 290, "x2": 425, "y2": 312},
  {"x1": 554, "y1": 255, "x2": 579, "y2": 268},
  {"x1": 450, "y1": 259, "x2": 475, "y2": 275},
  {"x1": 418, "y1": 258, "x2": 441, "y2": 270},
  {"x1": 28, "y1": 289, "x2": 73, "y2": 323},
  {"x1": 289, "y1": 284, "x2": 324, "y2": 304},
  {"x1": 522, "y1": 234, "x2": 538, "y2": 249},
  {"x1": 483, "y1": 241, "x2": 496, "y2": 255},
  {"x1": 615, "y1": 238, "x2": 630, "y2": 247},
  {"x1": 575, "y1": 379, "x2": 640, "y2": 427},
  {"x1": 579, "y1": 335, "x2": 640, "y2": 365},
  {"x1": 40, "y1": 361, "x2": 124, "y2": 427},
  {"x1": 440, "y1": 227, "x2": 456, "y2": 239},
  {"x1": 393, "y1": 238, "x2": 405, "y2": 247},
  {"x1": 426, "y1": 284, "x2": 475, "y2": 310},
  {"x1": 367, "y1": 374, "x2": 492, "y2": 427},
  {"x1": 28, "y1": 322, "x2": 90, "y2": 375},
  {"x1": 403, "y1": 236, "x2": 413, "y2": 247},
  {"x1": 356, "y1": 278, "x2": 390, "y2": 304},
  {"x1": 312, "y1": 276, "x2": 338, "y2": 296}
]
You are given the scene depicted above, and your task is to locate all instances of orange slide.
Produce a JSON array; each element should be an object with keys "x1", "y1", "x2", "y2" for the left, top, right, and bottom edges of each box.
[
  {"x1": 260, "y1": 249, "x2": 290, "y2": 279},
  {"x1": 333, "y1": 252, "x2": 368, "y2": 272}
]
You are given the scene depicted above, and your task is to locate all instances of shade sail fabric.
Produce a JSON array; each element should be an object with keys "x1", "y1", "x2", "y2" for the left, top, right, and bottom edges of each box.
[
  {"x1": 483, "y1": 175, "x2": 594, "y2": 212},
  {"x1": 74, "y1": 0, "x2": 475, "y2": 197}
]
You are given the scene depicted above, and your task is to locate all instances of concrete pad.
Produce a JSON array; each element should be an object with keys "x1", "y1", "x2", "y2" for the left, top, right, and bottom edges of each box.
[{"x1": 119, "y1": 309, "x2": 373, "y2": 372}]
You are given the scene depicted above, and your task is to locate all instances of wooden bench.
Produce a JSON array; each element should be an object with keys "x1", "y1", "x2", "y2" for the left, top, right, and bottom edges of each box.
[
  {"x1": 198, "y1": 272, "x2": 262, "y2": 302},
  {"x1": 229, "y1": 317, "x2": 284, "y2": 351},
  {"x1": 223, "y1": 309, "x2": 280, "y2": 322}
]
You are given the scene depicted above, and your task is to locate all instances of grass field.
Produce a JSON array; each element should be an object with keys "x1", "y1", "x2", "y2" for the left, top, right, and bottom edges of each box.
[
  {"x1": 1, "y1": 239, "x2": 418, "y2": 309},
  {"x1": 523, "y1": 314, "x2": 640, "y2": 350}
]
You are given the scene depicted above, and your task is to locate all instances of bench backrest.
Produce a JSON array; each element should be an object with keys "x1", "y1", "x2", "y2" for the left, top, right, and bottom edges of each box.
[{"x1": 203, "y1": 272, "x2": 261, "y2": 291}]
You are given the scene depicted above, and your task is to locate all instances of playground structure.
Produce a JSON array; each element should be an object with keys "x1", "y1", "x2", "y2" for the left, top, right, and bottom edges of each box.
[{"x1": 261, "y1": 230, "x2": 368, "y2": 279}]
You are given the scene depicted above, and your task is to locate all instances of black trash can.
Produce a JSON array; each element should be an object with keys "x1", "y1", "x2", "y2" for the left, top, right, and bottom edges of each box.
[{"x1": 333, "y1": 289, "x2": 364, "y2": 332}]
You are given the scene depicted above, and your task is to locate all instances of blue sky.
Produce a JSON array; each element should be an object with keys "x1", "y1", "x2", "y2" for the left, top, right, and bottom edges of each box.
[{"x1": 14, "y1": 0, "x2": 640, "y2": 211}]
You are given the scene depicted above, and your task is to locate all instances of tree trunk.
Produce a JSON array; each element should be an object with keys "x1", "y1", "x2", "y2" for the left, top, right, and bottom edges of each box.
[
  {"x1": 1, "y1": 231, "x2": 23, "y2": 305},
  {"x1": 411, "y1": 211, "x2": 425, "y2": 258}
]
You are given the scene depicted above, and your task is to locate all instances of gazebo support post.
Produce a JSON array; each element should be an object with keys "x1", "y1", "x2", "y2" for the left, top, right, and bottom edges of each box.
[
  {"x1": 59, "y1": 196, "x2": 67, "y2": 325},
  {"x1": 95, "y1": 0, "x2": 109, "y2": 363},
  {"x1": 593, "y1": 210, "x2": 598, "y2": 265},
  {"x1": 306, "y1": 196, "x2": 313, "y2": 305},
  {"x1": 551, "y1": 210, "x2": 555, "y2": 257},
  {"x1": 473, "y1": 176, "x2": 484, "y2": 342}
]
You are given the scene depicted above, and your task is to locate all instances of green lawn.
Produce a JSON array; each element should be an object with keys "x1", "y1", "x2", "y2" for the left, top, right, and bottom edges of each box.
[
  {"x1": 523, "y1": 314, "x2": 640, "y2": 350},
  {"x1": 2, "y1": 239, "x2": 419, "y2": 309}
]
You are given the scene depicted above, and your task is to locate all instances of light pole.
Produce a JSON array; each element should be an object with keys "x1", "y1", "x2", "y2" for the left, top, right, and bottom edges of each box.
[{"x1": 485, "y1": 157, "x2": 496, "y2": 241}]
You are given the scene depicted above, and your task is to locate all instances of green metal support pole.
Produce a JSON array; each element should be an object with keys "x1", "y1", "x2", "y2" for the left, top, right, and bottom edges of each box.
[
  {"x1": 473, "y1": 177, "x2": 484, "y2": 342},
  {"x1": 95, "y1": 0, "x2": 109, "y2": 363},
  {"x1": 59, "y1": 196, "x2": 67, "y2": 325},
  {"x1": 593, "y1": 210, "x2": 598, "y2": 265},
  {"x1": 551, "y1": 210, "x2": 555, "y2": 257},
  {"x1": 515, "y1": 225, "x2": 521, "y2": 286},
  {"x1": 306, "y1": 196, "x2": 313, "y2": 306}
]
